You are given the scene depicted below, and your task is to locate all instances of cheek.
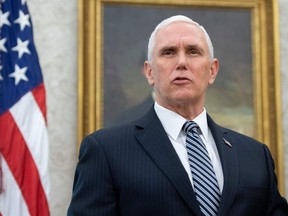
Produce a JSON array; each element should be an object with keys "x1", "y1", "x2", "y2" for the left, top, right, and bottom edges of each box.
[
  {"x1": 151, "y1": 72, "x2": 168, "y2": 93},
  {"x1": 156, "y1": 58, "x2": 176, "y2": 70},
  {"x1": 152, "y1": 60, "x2": 177, "y2": 87},
  {"x1": 194, "y1": 64, "x2": 213, "y2": 82}
]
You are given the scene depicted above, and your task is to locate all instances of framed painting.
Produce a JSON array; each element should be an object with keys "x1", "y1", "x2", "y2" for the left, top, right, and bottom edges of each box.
[{"x1": 78, "y1": 0, "x2": 283, "y2": 192}]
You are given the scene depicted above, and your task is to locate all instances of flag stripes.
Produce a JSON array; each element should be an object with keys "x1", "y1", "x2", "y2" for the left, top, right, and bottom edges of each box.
[
  {"x1": 0, "y1": 156, "x2": 30, "y2": 216},
  {"x1": 0, "y1": 88, "x2": 49, "y2": 215}
]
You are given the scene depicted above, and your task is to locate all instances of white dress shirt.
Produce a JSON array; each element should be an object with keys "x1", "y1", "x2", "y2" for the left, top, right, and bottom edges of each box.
[{"x1": 154, "y1": 102, "x2": 224, "y2": 192}]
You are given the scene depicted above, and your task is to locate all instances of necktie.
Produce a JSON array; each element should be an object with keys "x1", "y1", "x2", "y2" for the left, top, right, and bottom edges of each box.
[{"x1": 183, "y1": 121, "x2": 221, "y2": 216}]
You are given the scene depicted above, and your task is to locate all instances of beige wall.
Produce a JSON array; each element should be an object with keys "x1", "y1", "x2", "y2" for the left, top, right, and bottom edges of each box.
[
  {"x1": 279, "y1": 0, "x2": 288, "y2": 198},
  {"x1": 27, "y1": 0, "x2": 288, "y2": 215},
  {"x1": 28, "y1": 0, "x2": 77, "y2": 215}
]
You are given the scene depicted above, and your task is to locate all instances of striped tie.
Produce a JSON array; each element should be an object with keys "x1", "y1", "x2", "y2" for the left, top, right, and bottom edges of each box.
[{"x1": 183, "y1": 121, "x2": 221, "y2": 216}]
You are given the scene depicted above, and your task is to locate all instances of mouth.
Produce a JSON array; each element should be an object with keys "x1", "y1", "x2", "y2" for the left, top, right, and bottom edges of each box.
[{"x1": 172, "y1": 76, "x2": 191, "y2": 84}]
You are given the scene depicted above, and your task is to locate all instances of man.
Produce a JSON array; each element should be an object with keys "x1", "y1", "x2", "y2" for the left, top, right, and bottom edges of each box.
[{"x1": 67, "y1": 15, "x2": 288, "y2": 216}]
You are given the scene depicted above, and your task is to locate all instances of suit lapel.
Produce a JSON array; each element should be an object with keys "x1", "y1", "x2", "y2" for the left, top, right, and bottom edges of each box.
[
  {"x1": 135, "y1": 108, "x2": 203, "y2": 216},
  {"x1": 207, "y1": 115, "x2": 239, "y2": 216}
]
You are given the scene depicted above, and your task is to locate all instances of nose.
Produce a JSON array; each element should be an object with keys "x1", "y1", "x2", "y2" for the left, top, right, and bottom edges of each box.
[{"x1": 176, "y1": 52, "x2": 188, "y2": 70}]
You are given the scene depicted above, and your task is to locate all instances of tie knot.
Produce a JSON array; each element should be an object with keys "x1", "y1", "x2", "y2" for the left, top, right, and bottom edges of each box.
[{"x1": 182, "y1": 121, "x2": 199, "y2": 133}]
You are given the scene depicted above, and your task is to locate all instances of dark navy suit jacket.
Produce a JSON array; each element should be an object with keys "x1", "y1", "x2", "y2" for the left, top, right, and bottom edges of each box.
[{"x1": 68, "y1": 107, "x2": 288, "y2": 216}]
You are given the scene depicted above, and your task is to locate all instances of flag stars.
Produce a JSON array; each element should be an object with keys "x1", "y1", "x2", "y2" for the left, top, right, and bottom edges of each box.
[
  {"x1": 9, "y1": 64, "x2": 29, "y2": 85},
  {"x1": 0, "y1": 38, "x2": 8, "y2": 52},
  {"x1": 0, "y1": 11, "x2": 10, "y2": 27},
  {"x1": 14, "y1": 10, "x2": 30, "y2": 31},
  {"x1": 0, "y1": 66, "x2": 3, "y2": 81},
  {"x1": 12, "y1": 38, "x2": 31, "y2": 58}
]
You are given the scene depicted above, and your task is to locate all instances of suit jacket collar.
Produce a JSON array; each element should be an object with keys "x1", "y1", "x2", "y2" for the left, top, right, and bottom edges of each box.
[
  {"x1": 134, "y1": 107, "x2": 203, "y2": 216},
  {"x1": 134, "y1": 107, "x2": 239, "y2": 216}
]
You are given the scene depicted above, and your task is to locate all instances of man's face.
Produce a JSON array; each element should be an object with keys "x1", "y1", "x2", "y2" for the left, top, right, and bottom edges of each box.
[{"x1": 144, "y1": 22, "x2": 219, "y2": 109}]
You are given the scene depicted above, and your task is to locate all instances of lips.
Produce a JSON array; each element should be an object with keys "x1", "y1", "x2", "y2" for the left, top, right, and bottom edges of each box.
[
  {"x1": 174, "y1": 76, "x2": 190, "y2": 81},
  {"x1": 172, "y1": 76, "x2": 191, "y2": 84}
]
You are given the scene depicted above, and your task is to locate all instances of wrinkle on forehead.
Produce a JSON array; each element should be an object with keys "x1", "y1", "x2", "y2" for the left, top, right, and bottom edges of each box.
[{"x1": 153, "y1": 22, "x2": 208, "y2": 56}]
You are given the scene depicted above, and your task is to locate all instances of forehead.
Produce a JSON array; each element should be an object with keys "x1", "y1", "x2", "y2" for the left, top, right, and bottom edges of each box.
[{"x1": 155, "y1": 22, "x2": 206, "y2": 46}]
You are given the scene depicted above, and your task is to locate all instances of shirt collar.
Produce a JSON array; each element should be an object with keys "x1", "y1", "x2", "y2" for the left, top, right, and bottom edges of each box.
[
  {"x1": 154, "y1": 102, "x2": 209, "y2": 142},
  {"x1": 192, "y1": 108, "x2": 209, "y2": 142}
]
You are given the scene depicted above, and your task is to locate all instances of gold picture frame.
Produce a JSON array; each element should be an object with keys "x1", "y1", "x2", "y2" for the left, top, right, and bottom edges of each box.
[{"x1": 78, "y1": 0, "x2": 283, "y2": 193}]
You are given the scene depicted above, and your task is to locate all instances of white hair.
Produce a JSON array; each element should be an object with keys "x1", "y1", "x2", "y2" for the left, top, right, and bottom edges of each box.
[{"x1": 147, "y1": 15, "x2": 214, "y2": 62}]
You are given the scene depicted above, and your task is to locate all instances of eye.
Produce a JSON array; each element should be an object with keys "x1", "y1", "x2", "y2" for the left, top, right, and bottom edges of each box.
[
  {"x1": 162, "y1": 49, "x2": 176, "y2": 56},
  {"x1": 187, "y1": 49, "x2": 200, "y2": 55}
]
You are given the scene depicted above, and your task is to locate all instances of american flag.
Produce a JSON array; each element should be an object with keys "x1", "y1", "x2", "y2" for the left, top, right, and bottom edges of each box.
[{"x1": 0, "y1": 0, "x2": 50, "y2": 215}]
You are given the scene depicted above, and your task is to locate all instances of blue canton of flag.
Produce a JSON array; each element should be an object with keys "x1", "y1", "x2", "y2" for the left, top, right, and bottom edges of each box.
[{"x1": 0, "y1": 0, "x2": 43, "y2": 114}]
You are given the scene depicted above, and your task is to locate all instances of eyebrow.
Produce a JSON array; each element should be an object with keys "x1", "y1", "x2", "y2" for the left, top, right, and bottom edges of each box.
[
  {"x1": 158, "y1": 44, "x2": 204, "y2": 54},
  {"x1": 186, "y1": 44, "x2": 204, "y2": 52},
  {"x1": 159, "y1": 45, "x2": 177, "y2": 54}
]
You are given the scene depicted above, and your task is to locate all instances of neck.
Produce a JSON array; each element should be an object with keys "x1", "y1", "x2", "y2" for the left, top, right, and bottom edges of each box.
[{"x1": 157, "y1": 101, "x2": 204, "y2": 120}]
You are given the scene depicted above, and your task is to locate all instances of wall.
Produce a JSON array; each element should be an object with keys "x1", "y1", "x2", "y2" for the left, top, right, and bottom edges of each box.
[
  {"x1": 27, "y1": 0, "x2": 288, "y2": 215},
  {"x1": 279, "y1": 0, "x2": 288, "y2": 195},
  {"x1": 28, "y1": 0, "x2": 78, "y2": 215}
]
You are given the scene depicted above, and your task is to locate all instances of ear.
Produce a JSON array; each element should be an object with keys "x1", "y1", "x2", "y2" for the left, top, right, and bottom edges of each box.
[
  {"x1": 144, "y1": 61, "x2": 155, "y2": 86},
  {"x1": 208, "y1": 58, "x2": 219, "y2": 85}
]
